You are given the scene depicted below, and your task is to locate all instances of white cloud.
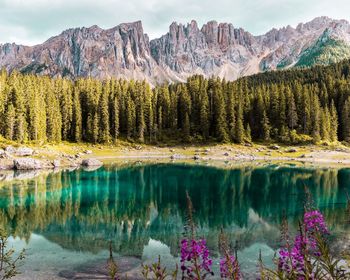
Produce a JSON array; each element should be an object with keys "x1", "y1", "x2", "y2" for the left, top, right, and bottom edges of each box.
[{"x1": 0, "y1": 0, "x2": 350, "y2": 45}]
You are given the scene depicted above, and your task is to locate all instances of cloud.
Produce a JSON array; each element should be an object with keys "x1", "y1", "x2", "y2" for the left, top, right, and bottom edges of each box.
[{"x1": 0, "y1": 0, "x2": 349, "y2": 45}]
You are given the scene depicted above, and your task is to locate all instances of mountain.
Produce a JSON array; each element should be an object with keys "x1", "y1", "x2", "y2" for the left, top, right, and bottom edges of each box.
[{"x1": 1, "y1": 16, "x2": 350, "y2": 84}]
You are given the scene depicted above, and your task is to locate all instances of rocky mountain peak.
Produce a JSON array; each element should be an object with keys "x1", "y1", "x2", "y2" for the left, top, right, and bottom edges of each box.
[{"x1": 1, "y1": 17, "x2": 350, "y2": 84}]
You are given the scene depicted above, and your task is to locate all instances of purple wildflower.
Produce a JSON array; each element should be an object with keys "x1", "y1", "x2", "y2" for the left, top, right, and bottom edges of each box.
[
  {"x1": 278, "y1": 209, "x2": 329, "y2": 278},
  {"x1": 180, "y1": 238, "x2": 213, "y2": 279},
  {"x1": 304, "y1": 210, "x2": 329, "y2": 235}
]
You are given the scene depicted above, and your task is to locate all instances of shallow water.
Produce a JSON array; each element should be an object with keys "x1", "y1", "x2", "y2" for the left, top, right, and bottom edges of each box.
[{"x1": 0, "y1": 163, "x2": 349, "y2": 279}]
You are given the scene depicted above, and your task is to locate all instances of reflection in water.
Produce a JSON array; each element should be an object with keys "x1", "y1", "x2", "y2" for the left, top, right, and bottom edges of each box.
[{"x1": 0, "y1": 164, "x2": 349, "y2": 277}]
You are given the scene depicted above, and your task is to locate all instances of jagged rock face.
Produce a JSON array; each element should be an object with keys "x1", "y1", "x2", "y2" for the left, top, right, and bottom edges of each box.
[
  {"x1": 150, "y1": 20, "x2": 259, "y2": 80},
  {"x1": 0, "y1": 21, "x2": 165, "y2": 83},
  {"x1": 1, "y1": 16, "x2": 350, "y2": 84}
]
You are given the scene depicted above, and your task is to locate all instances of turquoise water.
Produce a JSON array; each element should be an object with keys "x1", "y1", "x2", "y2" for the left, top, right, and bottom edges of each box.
[{"x1": 0, "y1": 163, "x2": 349, "y2": 279}]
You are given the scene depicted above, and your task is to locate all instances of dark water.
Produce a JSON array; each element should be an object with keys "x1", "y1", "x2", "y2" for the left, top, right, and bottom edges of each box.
[{"x1": 0, "y1": 163, "x2": 349, "y2": 279}]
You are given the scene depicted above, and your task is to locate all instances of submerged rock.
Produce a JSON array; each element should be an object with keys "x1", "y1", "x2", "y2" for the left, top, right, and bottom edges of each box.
[{"x1": 81, "y1": 158, "x2": 103, "y2": 167}]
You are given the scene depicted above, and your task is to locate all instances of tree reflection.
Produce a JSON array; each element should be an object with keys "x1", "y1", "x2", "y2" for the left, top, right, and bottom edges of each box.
[{"x1": 0, "y1": 164, "x2": 349, "y2": 256}]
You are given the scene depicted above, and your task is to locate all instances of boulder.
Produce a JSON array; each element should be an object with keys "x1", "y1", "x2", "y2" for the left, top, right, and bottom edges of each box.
[
  {"x1": 224, "y1": 152, "x2": 230, "y2": 156},
  {"x1": 84, "y1": 150, "x2": 93, "y2": 154},
  {"x1": 269, "y1": 145, "x2": 280, "y2": 150},
  {"x1": 193, "y1": 155, "x2": 201, "y2": 160},
  {"x1": 81, "y1": 158, "x2": 103, "y2": 167},
  {"x1": 53, "y1": 160, "x2": 60, "y2": 168},
  {"x1": 15, "y1": 147, "x2": 34, "y2": 156},
  {"x1": 286, "y1": 148, "x2": 297, "y2": 153},
  {"x1": 5, "y1": 146, "x2": 16, "y2": 154},
  {"x1": 14, "y1": 158, "x2": 43, "y2": 170}
]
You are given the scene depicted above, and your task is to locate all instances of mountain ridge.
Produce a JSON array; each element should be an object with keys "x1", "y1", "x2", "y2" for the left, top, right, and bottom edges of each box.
[{"x1": 1, "y1": 16, "x2": 350, "y2": 84}]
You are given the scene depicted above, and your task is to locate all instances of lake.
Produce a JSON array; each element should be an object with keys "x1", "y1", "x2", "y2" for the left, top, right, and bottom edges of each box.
[{"x1": 0, "y1": 163, "x2": 349, "y2": 279}]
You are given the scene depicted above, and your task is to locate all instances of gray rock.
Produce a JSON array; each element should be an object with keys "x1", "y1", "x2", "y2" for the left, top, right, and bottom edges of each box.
[
  {"x1": 15, "y1": 147, "x2": 34, "y2": 156},
  {"x1": 84, "y1": 150, "x2": 93, "y2": 154},
  {"x1": 269, "y1": 145, "x2": 280, "y2": 150},
  {"x1": 224, "y1": 152, "x2": 230, "y2": 156},
  {"x1": 170, "y1": 154, "x2": 184, "y2": 159},
  {"x1": 14, "y1": 158, "x2": 43, "y2": 170},
  {"x1": 5, "y1": 146, "x2": 16, "y2": 154},
  {"x1": 193, "y1": 155, "x2": 201, "y2": 160},
  {"x1": 286, "y1": 148, "x2": 297, "y2": 153},
  {"x1": 81, "y1": 158, "x2": 103, "y2": 167},
  {"x1": 53, "y1": 160, "x2": 60, "y2": 168}
]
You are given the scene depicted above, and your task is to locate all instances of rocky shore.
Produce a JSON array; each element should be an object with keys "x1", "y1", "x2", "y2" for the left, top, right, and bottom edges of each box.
[
  {"x1": 1, "y1": 142, "x2": 350, "y2": 174},
  {"x1": 0, "y1": 145, "x2": 103, "y2": 171}
]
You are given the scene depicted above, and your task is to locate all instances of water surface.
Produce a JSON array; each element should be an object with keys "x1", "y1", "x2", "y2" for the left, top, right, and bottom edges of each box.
[{"x1": 0, "y1": 163, "x2": 349, "y2": 279}]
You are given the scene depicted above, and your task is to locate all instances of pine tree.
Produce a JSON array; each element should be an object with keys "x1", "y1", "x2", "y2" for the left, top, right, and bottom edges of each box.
[
  {"x1": 245, "y1": 124, "x2": 252, "y2": 143},
  {"x1": 311, "y1": 94, "x2": 321, "y2": 143},
  {"x1": 46, "y1": 82, "x2": 62, "y2": 142},
  {"x1": 4, "y1": 103, "x2": 15, "y2": 140},
  {"x1": 212, "y1": 79, "x2": 229, "y2": 142},
  {"x1": 183, "y1": 112, "x2": 190, "y2": 142},
  {"x1": 330, "y1": 100, "x2": 338, "y2": 142},
  {"x1": 99, "y1": 86, "x2": 110, "y2": 143},
  {"x1": 72, "y1": 88, "x2": 82, "y2": 142},
  {"x1": 286, "y1": 87, "x2": 298, "y2": 130},
  {"x1": 235, "y1": 103, "x2": 244, "y2": 144},
  {"x1": 320, "y1": 107, "x2": 330, "y2": 141},
  {"x1": 342, "y1": 97, "x2": 350, "y2": 142},
  {"x1": 261, "y1": 110, "x2": 271, "y2": 141},
  {"x1": 179, "y1": 84, "x2": 191, "y2": 139},
  {"x1": 200, "y1": 87, "x2": 210, "y2": 140}
]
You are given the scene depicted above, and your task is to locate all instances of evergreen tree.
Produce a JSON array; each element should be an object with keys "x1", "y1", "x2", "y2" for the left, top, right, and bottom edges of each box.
[
  {"x1": 235, "y1": 103, "x2": 244, "y2": 143},
  {"x1": 261, "y1": 110, "x2": 271, "y2": 141},
  {"x1": 72, "y1": 88, "x2": 82, "y2": 142},
  {"x1": 286, "y1": 87, "x2": 298, "y2": 130},
  {"x1": 99, "y1": 86, "x2": 110, "y2": 143},
  {"x1": 4, "y1": 103, "x2": 15, "y2": 140},
  {"x1": 330, "y1": 100, "x2": 338, "y2": 142},
  {"x1": 342, "y1": 97, "x2": 350, "y2": 142}
]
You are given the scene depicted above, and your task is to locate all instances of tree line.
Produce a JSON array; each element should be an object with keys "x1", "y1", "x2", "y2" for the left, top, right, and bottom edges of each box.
[{"x1": 2, "y1": 59, "x2": 350, "y2": 144}]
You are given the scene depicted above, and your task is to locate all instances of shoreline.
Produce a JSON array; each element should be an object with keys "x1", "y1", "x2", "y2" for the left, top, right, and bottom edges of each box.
[{"x1": 1, "y1": 142, "x2": 350, "y2": 183}]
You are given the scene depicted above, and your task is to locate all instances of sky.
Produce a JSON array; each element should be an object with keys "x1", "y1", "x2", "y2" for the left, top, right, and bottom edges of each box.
[{"x1": 1, "y1": 0, "x2": 350, "y2": 46}]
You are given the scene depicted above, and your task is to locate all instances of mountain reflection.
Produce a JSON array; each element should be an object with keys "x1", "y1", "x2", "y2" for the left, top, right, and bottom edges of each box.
[{"x1": 0, "y1": 164, "x2": 349, "y2": 257}]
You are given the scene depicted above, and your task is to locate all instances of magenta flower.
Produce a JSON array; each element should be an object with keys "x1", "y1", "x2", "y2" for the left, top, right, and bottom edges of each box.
[
  {"x1": 180, "y1": 238, "x2": 213, "y2": 279},
  {"x1": 278, "y1": 209, "x2": 329, "y2": 277},
  {"x1": 304, "y1": 210, "x2": 329, "y2": 235}
]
